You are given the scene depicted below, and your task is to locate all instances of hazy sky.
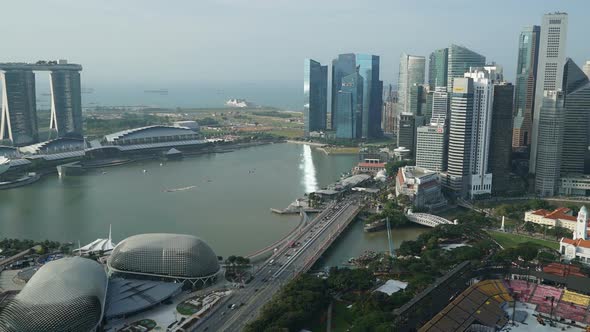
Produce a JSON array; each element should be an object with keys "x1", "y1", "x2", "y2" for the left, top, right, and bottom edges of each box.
[{"x1": 3, "y1": 0, "x2": 589, "y2": 86}]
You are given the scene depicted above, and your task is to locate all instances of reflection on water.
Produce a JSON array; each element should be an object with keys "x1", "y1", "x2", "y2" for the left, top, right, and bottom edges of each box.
[{"x1": 300, "y1": 144, "x2": 318, "y2": 193}]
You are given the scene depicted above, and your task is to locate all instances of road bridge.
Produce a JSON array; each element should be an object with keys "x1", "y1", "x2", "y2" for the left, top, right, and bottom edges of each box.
[{"x1": 194, "y1": 197, "x2": 363, "y2": 331}]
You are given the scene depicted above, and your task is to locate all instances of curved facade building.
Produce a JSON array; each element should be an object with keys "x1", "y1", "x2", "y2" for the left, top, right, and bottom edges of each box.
[
  {"x1": 103, "y1": 125, "x2": 199, "y2": 146},
  {"x1": 108, "y1": 233, "x2": 220, "y2": 285},
  {"x1": 0, "y1": 257, "x2": 107, "y2": 332}
]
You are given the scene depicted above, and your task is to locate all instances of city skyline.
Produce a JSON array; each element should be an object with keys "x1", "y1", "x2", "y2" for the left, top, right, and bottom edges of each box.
[{"x1": 1, "y1": 1, "x2": 588, "y2": 89}]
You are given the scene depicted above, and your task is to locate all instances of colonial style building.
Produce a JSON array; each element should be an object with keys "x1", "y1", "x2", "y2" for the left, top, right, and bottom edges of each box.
[
  {"x1": 560, "y1": 206, "x2": 590, "y2": 264},
  {"x1": 524, "y1": 207, "x2": 578, "y2": 230}
]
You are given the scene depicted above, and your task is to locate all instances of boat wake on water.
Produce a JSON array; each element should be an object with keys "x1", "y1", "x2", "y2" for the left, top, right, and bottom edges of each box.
[{"x1": 162, "y1": 185, "x2": 197, "y2": 193}]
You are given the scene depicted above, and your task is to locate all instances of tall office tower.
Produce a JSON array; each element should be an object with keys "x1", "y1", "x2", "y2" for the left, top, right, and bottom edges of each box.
[
  {"x1": 464, "y1": 69, "x2": 495, "y2": 198},
  {"x1": 446, "y1": 68, "x2": 496, "y2": 198},
  {"x1": 416, "y1": 124, "x2": 447, "y2": 172},
  {"x1": 398, "y1": 53, "x2": 426, "y2": 113},
  {"x1": 431, "y1": 87, "x2": 449, "y2": 125},
  {"x1": 535, "y1": 91, "x2": 565, "y2": 196},
  {"x1": 382, "y1": 100, "x2": 396, "y2": 134},
  {"x1": 303, "y1": 59, "x2": 328, "y2": 136},
  {"x1": 447, "y1": 44, "x2": 486, "y2": 92},
  {"x1": 530, "y1": 13, "x2": 568, "y2": 173},
  {"x1": 335, "y1": 72, "x2": 363, "y2": 139},
  {"x1": 489, "y1": 83, "x2": 515, "y2": 194},
  {"x1": 0, "y1": 70, "x2": 38, "y2": 146},
  {"x1": 561, "y1": 59, "x2": 590, "y2": 175},
  {"x1": 331, "y1": 54, "x2": 356, "y2": 129},
  {"x1": 407, "y1": 84, "x2": 424, "y2": 116},
  {"x1": 332, "y1": 53, "x2": 382, "y2": 138},
  {"x1": 50, "y1": 68, "x2": 83, "y2": 138},
  {"x1": 583, "y1": 60, "x2": 590, "y2": 79},
  {"x1": 356, "y1": 54, "x2": 383, "y2": 138},
  {"x1": 397, "y1": 112, "x2": 415, "y2": 154},
  {"x1": 428, "y1": 48, "x2": 449, "y2": 89},
  {"x1": 512, "y1": 26, "x2": 540, "y2": 149},
  {"x1": 446, "y1": 77, "x2": 474, "y2": 193}
]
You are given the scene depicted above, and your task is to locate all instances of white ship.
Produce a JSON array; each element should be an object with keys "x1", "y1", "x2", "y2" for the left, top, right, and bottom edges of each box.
[
  {"x1": 225, "y1": 98, "x2": 257, "y2": 108},
  {"x1": 0, "y1": 157, "x2": 10, "y2": 175}
]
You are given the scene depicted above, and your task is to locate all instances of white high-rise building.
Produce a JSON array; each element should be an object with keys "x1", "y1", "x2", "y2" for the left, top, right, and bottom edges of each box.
[
  {"x1": 446, "y1": 67, "x2": 499, "y2": 198},
  {"x1": 416, "y1": 124, "x2": 446, "y2": 172},
  {"x1": 398, "y1": 53, "x2": 425, "y2": 114},
  {"x1": 464, "y1": 68, "x2": 495, "y2": 198},
  {"x1": 530, "y1": 12, "x2": 568, "y2": 173}
]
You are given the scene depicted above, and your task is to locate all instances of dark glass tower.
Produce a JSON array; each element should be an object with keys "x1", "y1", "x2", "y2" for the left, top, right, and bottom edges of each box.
[
  {"x1": 335, "y1": 72, "x2": 363, "y2": 139},
  {"x1": 428, "y1": 48, "x2": 448, "y2": 89},
  {"x1": 303, "y1": 59, "x2": 328, "y2": 136},
  {"x1": 331, "y1": 54, "x2": 356, "y2": 130},
  {"x1": 489, "y1": 83, "x2": 515, "y2": 194},
  {"x1": 561, "y1": 59, "x2": 590, "y2": 175},
  {"x1": 512, "y1": 26, "x2": 540, "y2": 149},
  {"x1": 331, "y1": 53, "x2": 382, "y2": 138}
]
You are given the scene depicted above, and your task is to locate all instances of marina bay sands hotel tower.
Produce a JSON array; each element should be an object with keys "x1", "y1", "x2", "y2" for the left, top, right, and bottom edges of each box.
[{"x1": 0, "y1": 60, "x2": 83, "y2": 146}]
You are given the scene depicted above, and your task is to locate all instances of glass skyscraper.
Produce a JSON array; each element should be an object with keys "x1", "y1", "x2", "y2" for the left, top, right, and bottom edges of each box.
[
  {"x1": 303, "y1": 59, "x2": 328, "y2": 136},
  {"x1": 335, "y1": 72, "x2": 363, "y2": 139},
  {"x1": 331, "y1": 54, "x2": 356, "y2": 130},
  {"x1": 428, "y1": 48, "x2": 448, "y2": 89},
  {"x1": 535, "y1": 91, "x2": 565, "y2": 197},
  {"x1": 332, "y1": 53, "x2": 382, "y2": 139},
  {"x1": 489, "y1": 83, "x2": 515, "y2": 194},
  {"x1": 398, "y1": 53, "x2": 425, "y2": 114},
  {"x1": 356, "y1": 54, "x2": 382, "y2": 138},
  {"x1": 561, "y1": 59, "x2": 590, "y2": 176},
  {"x1": 512, "y1": 26, "x2": 540, "y2": 149},
  {"x1": 446, "y1": 44, "x2": 486, "y2": 92}
]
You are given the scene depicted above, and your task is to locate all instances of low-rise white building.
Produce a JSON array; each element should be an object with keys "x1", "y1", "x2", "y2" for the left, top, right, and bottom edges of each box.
[
  {"x1": 395, "y1": 166, "x2": 447, "y2": 211},
  {"x1": 560, "y1": 206, "x2": 590, "y2": 264},
  {"x1": 524, "y1": 207, "x2": 578, "y2": 230},
  {"x1": 560, "y1": 175, "x2": 590, "y2": 197}
]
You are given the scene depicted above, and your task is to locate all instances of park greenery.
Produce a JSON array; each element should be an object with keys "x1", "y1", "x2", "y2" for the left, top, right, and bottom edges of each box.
[
  {"x1": 251, "y1": 110, "x2": 294, "y2": 118},
  {"x1": 85, "y1": 114, "x2": 172, "y2": 137},
  {"x1": 0, "y1": 238, "x2": 67, "y2": 256},
  {"x1": 225, "y1": 255, "x2": 251, "y2": 282}
]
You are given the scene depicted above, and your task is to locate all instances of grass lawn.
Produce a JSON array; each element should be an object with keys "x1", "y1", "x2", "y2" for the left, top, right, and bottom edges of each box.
[
  {"x1": 487, "y1": 230, "x2": 559, "y2": 250},
  {"x1": 269, "y1": 128, "x2": 304, "y2": 138}
]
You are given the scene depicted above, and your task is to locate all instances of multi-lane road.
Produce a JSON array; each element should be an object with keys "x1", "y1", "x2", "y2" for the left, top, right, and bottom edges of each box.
[{"x1": 194, "y1": 197, "x2": 362, "y2": 331}]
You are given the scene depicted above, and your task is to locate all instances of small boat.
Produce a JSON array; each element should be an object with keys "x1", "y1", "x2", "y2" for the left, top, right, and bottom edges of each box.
[{"x1": 143, "y1": 169, "x2": 147, "y2": 173}]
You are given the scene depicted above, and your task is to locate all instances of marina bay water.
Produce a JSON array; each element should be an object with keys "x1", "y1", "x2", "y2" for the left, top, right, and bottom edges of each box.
[{"x1": 0, "y1": 143, "x2": 426, "y2": 262}]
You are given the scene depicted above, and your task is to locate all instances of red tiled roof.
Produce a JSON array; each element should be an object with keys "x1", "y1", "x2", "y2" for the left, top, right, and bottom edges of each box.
[
  {"x1": 562, "y1": 237, "x2": 590, "y2": 249},
  {"x1": 531, "y1": 207, "x2": 576, "y2": 221},
  {"x1": 543, "y1": 263, "x2": 586, "y2": 278}
]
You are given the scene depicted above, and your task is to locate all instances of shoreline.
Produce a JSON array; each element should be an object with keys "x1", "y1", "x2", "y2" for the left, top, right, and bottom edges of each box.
[
  {"x1": 285, "y1": 140, "x2": 326, "y2": 147},
  {"x1": 1, "y1": 140, "x2": 278, "y2": 190}
]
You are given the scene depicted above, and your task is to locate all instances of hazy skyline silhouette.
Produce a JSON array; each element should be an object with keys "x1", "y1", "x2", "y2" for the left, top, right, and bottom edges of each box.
[{"x1": 2, "y1": 0, "x2": 589, "y2": 108}]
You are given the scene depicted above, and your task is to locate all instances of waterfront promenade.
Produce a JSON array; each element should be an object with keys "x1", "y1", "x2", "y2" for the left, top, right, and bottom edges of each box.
[{"x1": 194, "y1": 196, "x2": 363, "y2": 331}]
